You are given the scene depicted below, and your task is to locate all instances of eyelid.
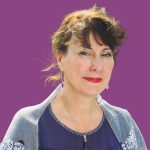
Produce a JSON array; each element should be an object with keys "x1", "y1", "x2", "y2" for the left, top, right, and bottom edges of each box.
[
  {"x1": 79, "y1": 51, "x2": 90, "y2": 55},
  {"x1": 102, "y1": 52, "x2": 113, "y2": 57},
  {"x1": 79, "y1": 49, "x2": 113, "y2": 56},
  {"x1": 103, "y1": 51, "x2": 113, "y2": 54}
]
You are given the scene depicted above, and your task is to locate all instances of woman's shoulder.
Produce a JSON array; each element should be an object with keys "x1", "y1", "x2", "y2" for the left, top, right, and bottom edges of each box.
[
  {"x1": 12, "y1": 100, "x2": 50, "y2": 125},
  {"x1": 99, "y1": 98, "x2": 130, "y2": 119},
  {"x1": 100, "y1": 99, "x2": 147, "y2": 149},
  {"x1": 1, "y1": 100, "x2": 50, "y2": 150},
  {"x1": 99, "y1": 98, "x2": 140, "y2": 130}
]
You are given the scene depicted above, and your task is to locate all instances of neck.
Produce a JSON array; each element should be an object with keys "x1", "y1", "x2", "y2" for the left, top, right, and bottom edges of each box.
[{"x1": 59, "y1": 87, "x2": 98, "y2": 115}]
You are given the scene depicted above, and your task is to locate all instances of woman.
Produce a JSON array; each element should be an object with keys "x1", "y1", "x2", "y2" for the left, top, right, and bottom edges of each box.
[{"x1": 1, "y1": 5, "x2": 147, "y2": 150}]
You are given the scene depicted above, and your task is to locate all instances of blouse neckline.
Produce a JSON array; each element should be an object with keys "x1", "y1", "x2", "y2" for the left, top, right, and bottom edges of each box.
[{"x1": 48, "y1": 103, "x2": 105, "y2": 136}]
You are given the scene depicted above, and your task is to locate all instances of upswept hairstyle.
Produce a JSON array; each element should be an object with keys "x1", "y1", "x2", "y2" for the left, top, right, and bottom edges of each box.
[{"x1": 42, "y1": 5, "x2": 126, "y2": 83}]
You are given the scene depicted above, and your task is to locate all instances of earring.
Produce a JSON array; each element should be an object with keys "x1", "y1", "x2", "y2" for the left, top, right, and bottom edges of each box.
[
  {"x1": 60, "y1": 71, "x2": 64, "y2": 87},
  {"x1": 106, "y1": 84, "x2": 109, "y2": 90}
]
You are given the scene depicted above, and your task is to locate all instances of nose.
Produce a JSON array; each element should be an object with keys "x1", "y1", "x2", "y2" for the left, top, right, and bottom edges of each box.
[{"x1": 90, "y1": 57, "x2": 104, "y2": 72}]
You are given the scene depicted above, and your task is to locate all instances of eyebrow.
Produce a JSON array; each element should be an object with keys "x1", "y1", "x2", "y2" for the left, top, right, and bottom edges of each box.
[
  {"x1": 82, "y1": 47, "x2": 112, "y2": 52},
  {"x1": 101, "y1": 48, "x2": 112, "y2": 51}
]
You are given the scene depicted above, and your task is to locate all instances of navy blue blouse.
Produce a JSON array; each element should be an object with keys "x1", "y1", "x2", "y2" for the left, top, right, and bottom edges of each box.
[{"x1": 38, "y1": 105, "x2": 123, "y2": 150}]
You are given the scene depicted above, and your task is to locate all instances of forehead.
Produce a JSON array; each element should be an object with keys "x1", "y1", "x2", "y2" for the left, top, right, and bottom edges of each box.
[{"x1": 69, "y1": 32, "x2": 110, "y2": 50}]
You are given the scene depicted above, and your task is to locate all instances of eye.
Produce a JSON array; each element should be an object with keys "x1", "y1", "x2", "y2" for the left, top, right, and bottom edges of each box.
[
  {"x1": 79, "y1": 51, "x2": 90, "y2": 56},
  {"x1": 102, "y1": 52, "x2": 113, "y2": 57}
]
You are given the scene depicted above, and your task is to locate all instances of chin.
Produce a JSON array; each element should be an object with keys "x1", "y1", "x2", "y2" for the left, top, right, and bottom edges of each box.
[{"x1": 83, "y1": 88, "x2": 104, "y2": 96}]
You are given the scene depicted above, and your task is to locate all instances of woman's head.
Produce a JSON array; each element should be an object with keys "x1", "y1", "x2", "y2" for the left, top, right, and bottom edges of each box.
[
  {"x1": 43, "y1": 5, "x2": 126, "y2": 84},
  {"x1": 56, "y1": 32, "x2": 115, "y2": 95}
]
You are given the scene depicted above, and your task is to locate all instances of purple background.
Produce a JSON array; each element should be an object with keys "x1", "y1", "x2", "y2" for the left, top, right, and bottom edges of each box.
[{"x1": 0, "y1": 0, "x2": 149, "y2": 148}]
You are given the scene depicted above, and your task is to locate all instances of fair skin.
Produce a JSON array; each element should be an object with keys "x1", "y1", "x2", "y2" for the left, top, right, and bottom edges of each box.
[{"x1": 51, "y1": 32, "x2": 114, "y2": 133}]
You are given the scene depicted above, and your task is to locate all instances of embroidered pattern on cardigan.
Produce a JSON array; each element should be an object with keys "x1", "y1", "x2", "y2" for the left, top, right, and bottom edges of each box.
[
  {"x1": 1, "y1": 139, "x2": 24, "y2": 150},
  {"x1": 121, "y1": 127, "x2": 137, "y2": 150}
]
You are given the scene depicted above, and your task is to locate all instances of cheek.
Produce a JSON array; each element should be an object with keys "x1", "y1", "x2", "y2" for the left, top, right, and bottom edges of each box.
[
  {"x1": 63, "y1": 57, "x2": 89, "y2": 76},
  {"x1": 74, "y1": 59, "x2": 90, "y2": 73},
  {"x1": 105, "y1": 62, "x2": 114, "y2": 75}
]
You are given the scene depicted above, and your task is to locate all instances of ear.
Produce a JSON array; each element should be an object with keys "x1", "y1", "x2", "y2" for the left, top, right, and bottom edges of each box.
[{"x1": 55, "y1": 50, "x2": 64, "y2": 71}]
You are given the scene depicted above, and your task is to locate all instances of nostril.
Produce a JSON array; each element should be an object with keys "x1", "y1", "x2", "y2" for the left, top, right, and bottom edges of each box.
[{"x1": 90, "y1": 65, "x2": 97, "y2": 71}]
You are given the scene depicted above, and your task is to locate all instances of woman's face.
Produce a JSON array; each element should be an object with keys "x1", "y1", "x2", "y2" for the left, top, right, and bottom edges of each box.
[{"x1": 58, "y1": 32, "x2": 114, "y2": 96}]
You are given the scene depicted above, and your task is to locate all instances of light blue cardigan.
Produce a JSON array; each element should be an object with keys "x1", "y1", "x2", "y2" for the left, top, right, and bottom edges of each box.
[{"x1": 1, "y1": 84, "x2": 147, "y2": 150}]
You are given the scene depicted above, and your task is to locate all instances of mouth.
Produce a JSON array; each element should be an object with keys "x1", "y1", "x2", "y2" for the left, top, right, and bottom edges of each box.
[{"x1": 83, "y1": 77, "x2": 103, "y2": 83}]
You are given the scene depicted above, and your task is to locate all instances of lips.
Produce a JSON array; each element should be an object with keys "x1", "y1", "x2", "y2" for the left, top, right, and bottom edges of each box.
[{"x1": 83, "y1": 77, "x2": 103, "y2": 83}]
